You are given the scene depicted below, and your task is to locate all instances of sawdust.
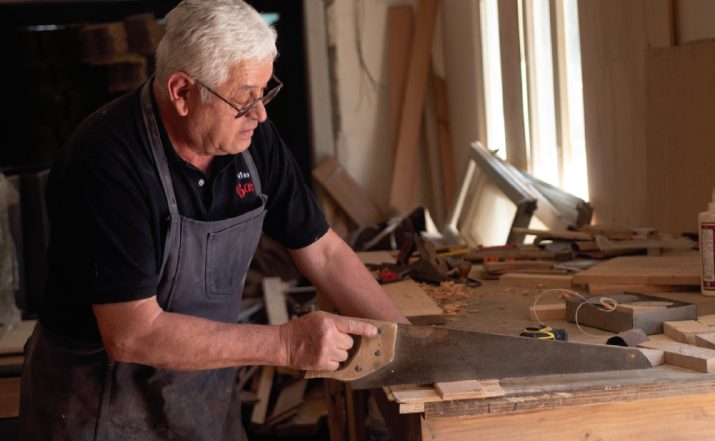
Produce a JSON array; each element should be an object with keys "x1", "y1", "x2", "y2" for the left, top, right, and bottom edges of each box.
[{"x1": 420, "y1": 281, "x2": 473, "y2": 315}]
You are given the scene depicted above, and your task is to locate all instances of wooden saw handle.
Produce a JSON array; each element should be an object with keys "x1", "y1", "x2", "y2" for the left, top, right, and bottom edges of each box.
[{"x1": 305, "y1": 320, "x2": 397, "y2": 382}]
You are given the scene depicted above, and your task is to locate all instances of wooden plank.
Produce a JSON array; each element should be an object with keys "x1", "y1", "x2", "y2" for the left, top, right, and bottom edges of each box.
[
  {"x1": 699, "y1": 314, "x2": 715, "y2": 327},
  {"x1": 250, "y1": 366, "x2": 276, "y2": 426},
  {"x1": 637, "y1": 340, "x2": 715, "y2": 373},
  {"x1": 646, "y1": 42, "x2": 715, "y2": 234},
  {"x1": 500, "y1": 273, "x2": 573, "y2": 289},
  {"x1": 663, "y1": 320, "x2": 715, "y2": 345},
  {"x1": 498, "y1": 0, "x2": 528, "y2": 171},
  {"x1": 587, "y1": 284, "x2": 682, "y2": 295},
  {"x1": 579, "y1": 0, "x2": 649, "y2": 227},
  {"x1": 356, "y1": 251, "x2": 396, "y2": 266},
  {"x1": 0, "y1": 320, "x2": 36, "y2": 355},
  {"x1": 511, "y1": 228, "x2": 592, "y2": 241},
  {"x1": 638, "y1": 348, "x2": 665, "y2": 366},
  {"x1": 433, "y1": 75, "x2": 456, "y2": 210},
  {"x1": 644, "y1": 0, "x2": 674, "y2": 48},
  {"x1": 528, "y1": 303, "x2": 566, "y2": 321},
  {"x1": 389, "y1": 0, "x2": 439, "y2": 212},
  {"x1": 262, "y1": 277, "x2": 289, "y2": 326},
  {"x1": 268, "y1": 378, "x2": 308, "y2": 424},
  {"x1": 0, "y1": 377, "x2": 21, "y2": 419},
  {"x1": 434, "y1": 380, "x2": 484, "y2": 400},
  {"x1": 313, "y1": 156, "x2": 381, "y2": 228},
  {"x1": 387, "y1": 380, "x2": 504, "y2": 414},
  {"x1": 424, "y1": 70, "x2": 447, "y2": 225},
  {"x1": 382, "y1": 279, "x2": 443, "y2": 317},
  {"x1": 388, "y1": 5, "x2": 414, "y2": 157},
  {"x1": 695, "y1": 333, "x2": 715, "y2": 350},
  {"x1": 422, "y1": 393, "x2": 715, "y2": 441},
  {"x1": 571, "y1": 255, "x2": 700, "y2": 286}
]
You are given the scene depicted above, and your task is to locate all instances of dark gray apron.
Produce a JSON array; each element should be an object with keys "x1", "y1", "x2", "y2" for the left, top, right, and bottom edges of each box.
[{"x1": 19, "y1": 80, "x2": 267, "y2": 441}]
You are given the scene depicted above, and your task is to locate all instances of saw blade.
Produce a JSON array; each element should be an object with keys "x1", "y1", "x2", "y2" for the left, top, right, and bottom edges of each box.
[{"x1": 349, "y1": 325, "x2": 652, "y2": 389}]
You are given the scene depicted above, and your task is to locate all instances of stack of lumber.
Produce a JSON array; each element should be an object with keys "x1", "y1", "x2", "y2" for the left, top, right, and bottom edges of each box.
[
  {"x1": 513, "y1": 226, "x2": 695, "y2": 259},
  {"x1": 249, "y1": 278, "x2": 329, "y2": 437},
  {"x1": 637, "y1": 318, "x2": 715, "y2": 373},
  {"x1": 78, "y1": 16, "x2": 162, "y2": 93},
  {"x1": 571, "y1": 254, "x2": 700, "y2": 294}
]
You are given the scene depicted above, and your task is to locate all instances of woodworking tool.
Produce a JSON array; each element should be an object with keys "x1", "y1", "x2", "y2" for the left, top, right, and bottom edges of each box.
[
  {"x1": 519, "y1": 324, "x2": 567, "y2": 341},
  {"x1": 307, "y1": 320, "x2": 654, "y2": 389}
]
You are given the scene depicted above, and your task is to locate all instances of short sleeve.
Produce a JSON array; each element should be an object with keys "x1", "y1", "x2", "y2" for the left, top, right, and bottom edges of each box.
[
  {"x1": 57, "y1": 150, "x2": 159, "y2": 304},
  {"x1": 255, "y1": 121, "x2": 329, "y2": 249}
]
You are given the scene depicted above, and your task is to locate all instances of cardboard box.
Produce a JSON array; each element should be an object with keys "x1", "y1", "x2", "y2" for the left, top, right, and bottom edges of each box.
[{"x1": 565, "y1": 292, "x2": 696, "y2": 335}]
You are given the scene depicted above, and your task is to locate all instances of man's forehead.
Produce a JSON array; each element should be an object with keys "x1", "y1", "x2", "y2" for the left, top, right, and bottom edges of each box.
[{"x1": 229, "y1": 61, "x2": 273, "y2": 90}]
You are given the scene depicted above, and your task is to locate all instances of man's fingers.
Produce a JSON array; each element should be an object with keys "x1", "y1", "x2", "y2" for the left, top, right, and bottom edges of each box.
[
  {"x1": 335, "y1": 333, "x2": 354, "y2": 350},
  {"x1": 333, "y1": 316, "x2": 378, "y2": 337}
]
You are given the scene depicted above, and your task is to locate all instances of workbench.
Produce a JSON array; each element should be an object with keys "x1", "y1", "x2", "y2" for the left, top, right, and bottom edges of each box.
[{"x1": 324, "y1": 263, "x2": 715, "y2": 441}]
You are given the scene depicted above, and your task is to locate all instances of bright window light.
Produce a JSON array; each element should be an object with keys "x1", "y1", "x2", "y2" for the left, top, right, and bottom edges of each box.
[{"x1": 479, "y1": 0, "x2": 507, "y2": 159}]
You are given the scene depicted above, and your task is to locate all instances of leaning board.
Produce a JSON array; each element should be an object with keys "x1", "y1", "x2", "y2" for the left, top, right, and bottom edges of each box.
[{"x1": 572, "y1": 255, "x2": 699, "y2": 286}]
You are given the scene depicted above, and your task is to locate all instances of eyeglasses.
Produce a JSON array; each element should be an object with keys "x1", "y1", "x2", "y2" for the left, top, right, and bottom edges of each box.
[{"x1": 195, "y1": 75, "x2": 283, "y2": 119}]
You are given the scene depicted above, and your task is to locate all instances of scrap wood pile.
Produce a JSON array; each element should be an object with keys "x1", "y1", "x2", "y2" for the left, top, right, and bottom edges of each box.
[
  {"x1": 632, "y1": 316, "x2": 715, "y2": 374},
  {"x1": 240, "y1": 278, "x2": 329, "y2": 438}
]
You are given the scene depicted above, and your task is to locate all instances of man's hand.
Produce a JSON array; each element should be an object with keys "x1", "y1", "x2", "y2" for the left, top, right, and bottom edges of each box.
[{"x1": 278, "y1": 311, "x2": 378, "y2": 371}]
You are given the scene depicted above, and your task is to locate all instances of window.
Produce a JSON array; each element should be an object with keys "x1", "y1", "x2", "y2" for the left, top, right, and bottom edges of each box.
[{"x1": 479, "y1": 0, "x2": 588, "y2": 201}]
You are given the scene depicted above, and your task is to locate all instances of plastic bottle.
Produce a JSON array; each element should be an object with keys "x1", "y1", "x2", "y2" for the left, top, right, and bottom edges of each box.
[{"x1": 699, "y1": 188, "x2": 715, "y2": 296}]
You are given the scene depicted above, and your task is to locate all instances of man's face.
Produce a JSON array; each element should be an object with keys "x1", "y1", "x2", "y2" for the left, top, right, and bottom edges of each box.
[{"x1": 189, "y1": 61, "x2": 273, "y2": 156}]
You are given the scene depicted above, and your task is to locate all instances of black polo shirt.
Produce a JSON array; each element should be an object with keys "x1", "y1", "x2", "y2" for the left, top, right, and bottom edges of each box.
[{"x1": 39, "y1": 84, "x2": 328, "y2": 341}]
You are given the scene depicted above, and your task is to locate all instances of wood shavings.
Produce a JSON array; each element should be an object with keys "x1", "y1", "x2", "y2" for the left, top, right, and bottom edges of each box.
[
  {"x1": 419, "y1": 281, "x2": 470, "y2": 302},
  {"x1": 442, "y1": 302, "x2": 468, "y2": 316},
  {"x1": 419, "y1": 281, "x2": 473, "y2": 316}
]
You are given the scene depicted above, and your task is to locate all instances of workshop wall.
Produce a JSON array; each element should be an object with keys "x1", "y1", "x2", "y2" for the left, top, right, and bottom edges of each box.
[{"x1": 325, "y1": 0, "x2": 482, "y2": 219}]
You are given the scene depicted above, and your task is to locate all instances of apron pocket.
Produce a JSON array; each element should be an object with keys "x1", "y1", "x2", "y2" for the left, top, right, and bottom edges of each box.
[{"x1": 205, "y1": 217, "x2": 263, "y2": 299}]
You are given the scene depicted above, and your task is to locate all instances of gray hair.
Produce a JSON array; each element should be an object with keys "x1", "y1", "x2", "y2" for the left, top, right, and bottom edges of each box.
[{"x1": 155, "y1": 0, "x2": 278, "y2": 102}]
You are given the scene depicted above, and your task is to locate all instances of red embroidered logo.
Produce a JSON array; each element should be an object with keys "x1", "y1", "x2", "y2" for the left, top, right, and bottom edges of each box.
[{"x1": 236, "y1": 182, "x2": 255, "y2": 198}]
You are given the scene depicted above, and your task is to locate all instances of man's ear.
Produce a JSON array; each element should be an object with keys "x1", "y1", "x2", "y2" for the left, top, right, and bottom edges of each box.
[{"x1": 165, "y1": 72, "x2": 195, "y2": 117}]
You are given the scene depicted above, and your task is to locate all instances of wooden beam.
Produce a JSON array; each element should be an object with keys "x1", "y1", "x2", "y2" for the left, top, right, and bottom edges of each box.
[
  {"x1": 389, "y1": 0, "x2": 439, "y2": 212},
  {"x1": 434, "y1": 75, "x2": 456, "y2": 210},
  {"x1": 644, "y1": 0, "x2": 674, "y2": 48},
  {"x1": 388, "y1": 5, "x2": 414, "y2": 157}
]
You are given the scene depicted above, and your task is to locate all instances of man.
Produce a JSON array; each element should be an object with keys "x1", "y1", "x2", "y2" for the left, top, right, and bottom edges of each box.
[{"x1": 19, "y1": 1, "x2": 407, "y2": 439}]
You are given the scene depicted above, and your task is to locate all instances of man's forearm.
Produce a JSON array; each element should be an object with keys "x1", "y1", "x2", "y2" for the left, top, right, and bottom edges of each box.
[
  {"x1": 102, "y1": 307, "x2": 286, "y2": 370},
  {"x1": 291, "y1": 229, "x2": 409, "y2": 324}
]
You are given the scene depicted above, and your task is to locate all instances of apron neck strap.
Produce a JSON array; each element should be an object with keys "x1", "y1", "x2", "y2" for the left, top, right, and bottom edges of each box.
[{"x1": 140, "y1": 78, "x2": 179, "y2": 217}]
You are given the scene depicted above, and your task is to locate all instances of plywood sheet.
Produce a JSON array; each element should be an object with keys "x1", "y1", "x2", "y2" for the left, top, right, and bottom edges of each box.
[
  {"x1": 646, "y1": 42, "x2": 715, "y2": 234},
  {"x1": 579, "y1": 0, "x2": 649, "y2": 226},
  {"x1": 572, "y1": 255, "x2": 699, "y2": 286},
  {"x1": 382, "y1": 279, "x2": 443, "y2": 318}
]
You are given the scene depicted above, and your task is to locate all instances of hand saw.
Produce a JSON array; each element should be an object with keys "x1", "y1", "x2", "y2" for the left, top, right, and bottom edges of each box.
[{"x1": 306, "y1": 320, "x2": 653, "y2": 389}]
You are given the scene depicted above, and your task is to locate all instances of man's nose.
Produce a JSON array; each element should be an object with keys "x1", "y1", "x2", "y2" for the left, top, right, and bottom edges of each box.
[{"x1": 247, "y1": 100, "x2": 267, "y2": 122}]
